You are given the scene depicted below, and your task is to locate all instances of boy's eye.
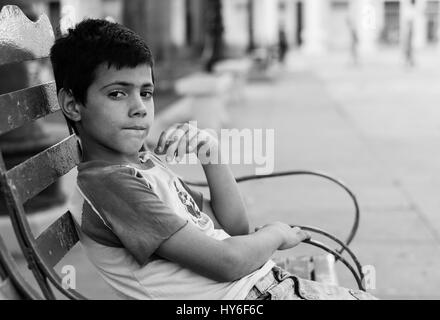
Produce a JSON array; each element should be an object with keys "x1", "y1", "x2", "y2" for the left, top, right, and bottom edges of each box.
[
  {"x1": 141, "y1": 91, "x2": 153, "y2": 99},
  {"x1": 108, "y1": 91, "x2": 126, "y2": 99}
]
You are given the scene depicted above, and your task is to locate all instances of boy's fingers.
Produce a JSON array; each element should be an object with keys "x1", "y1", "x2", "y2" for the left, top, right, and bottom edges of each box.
[
  {"x1": 175, "y1": 135, "x2": 190, "y2": 162},
  {"x1": 176, "y1": 127, "x2": 198, "y2": 161},
  {"x1": 187, "y1": 131, "x2": 201, "y2": 154},
  {"x1": 156, "y1": 124, "x2": 183, "y2": 156},
  {"x1": 291, "y1": 226, "x2": 301, "y2": 233},
  {"x1": 156, "y1": 123, "x2": 183, "y2": 153},
  {"x1": 165, "y1": 125, "x2": 189, "y2": 162},
  {"x1": 188, "y1": 130, "x2": 211, "y2": 155},
  {"x1": 155, "y1": 131, "x2": 167, "y2": 154},
  {"x1": 196, "y1": 139, "x2": 211, "y2": 160},
  {"x1": 302, "y1": 231, "x2": 312, "y2": 241},
  {"x1": 291, "y1": 227, "x2": 311, "y2": 242},
  {"x1": 165, "y1": 137, "x2": 182, "y2": 162}
]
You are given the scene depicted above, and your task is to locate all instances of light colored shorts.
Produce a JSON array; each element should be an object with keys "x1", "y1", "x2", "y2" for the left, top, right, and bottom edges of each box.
[{"x1": 245, "y1": 265, "x2": 377, "y2": 300}]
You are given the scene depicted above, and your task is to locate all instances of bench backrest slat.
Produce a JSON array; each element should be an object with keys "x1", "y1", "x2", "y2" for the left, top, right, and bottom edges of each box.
[
  {"x1": 0, "y1": 82, "x2": 59, "y2": 135},
  {"x1": 6, "y1": 134, "x2": 81, "y2": 204},
  {"x1": 0, "y1": 5, "x2": 85, "y2": 299},
  {"x1": 0, "y1": 5, "x2": 54, "y2": 66},
  {"x1": 35, "y1": 211, "x2": 79, "y2": 269}
]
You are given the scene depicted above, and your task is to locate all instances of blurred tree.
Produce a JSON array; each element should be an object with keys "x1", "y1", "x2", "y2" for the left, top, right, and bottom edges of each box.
[
  {"x1": 404, "y1": 0, "x2": 416, "y2": 67},
  {"x1": 205, "y1": 0, "x2": 224, "y2": 72},
  {"x1": 247, "y1": 0, "x2": 255, "y2": 53},
  {"x1": 122, "y1": 0, "x2": 149, "y2": 46}
]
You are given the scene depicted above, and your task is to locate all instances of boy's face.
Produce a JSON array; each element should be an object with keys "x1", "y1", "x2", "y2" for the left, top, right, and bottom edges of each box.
[{"x1": 78, "y1": 63, "x2": 154, "y2": 161}]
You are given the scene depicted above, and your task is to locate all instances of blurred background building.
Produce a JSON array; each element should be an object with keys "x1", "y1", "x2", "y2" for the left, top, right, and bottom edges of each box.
[{"x1": 6, "y1": 0, "x2": 438, "y2": 57}]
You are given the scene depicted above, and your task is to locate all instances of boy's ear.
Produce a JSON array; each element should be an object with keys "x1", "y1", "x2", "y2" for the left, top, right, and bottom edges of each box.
[{"x1": 58, "y1": 88, "x2": 82, "y2": 122}]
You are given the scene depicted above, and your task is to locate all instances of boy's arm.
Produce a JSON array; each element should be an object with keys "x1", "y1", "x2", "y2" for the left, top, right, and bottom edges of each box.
[
  {"x1": 156, "y1": 220, "x2": 309, "y2": 282},
  {"x1": 78, "y1": 164, "x2": 311, "y2": 283},
  {"x1": 201, "y1": 161, "x2": 249, "y2": 235},
  {"x1": 156, "y1": 123, "x2": 249, "y2": 236}
]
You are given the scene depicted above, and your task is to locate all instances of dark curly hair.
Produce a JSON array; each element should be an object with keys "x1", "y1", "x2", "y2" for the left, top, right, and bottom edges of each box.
[{"x1": 50, "y1": 19, "x2": 154, "y2": 106}]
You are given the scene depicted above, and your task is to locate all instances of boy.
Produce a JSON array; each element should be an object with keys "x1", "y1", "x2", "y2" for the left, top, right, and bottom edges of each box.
[{"x1": 51, "y1": 19, "x2": 375, "y2": 300}]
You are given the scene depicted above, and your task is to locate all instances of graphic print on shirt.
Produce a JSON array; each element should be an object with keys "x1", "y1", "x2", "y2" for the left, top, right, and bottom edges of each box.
[{"x1": 173, "y1": 180, "x2": 202, "y2": 222}]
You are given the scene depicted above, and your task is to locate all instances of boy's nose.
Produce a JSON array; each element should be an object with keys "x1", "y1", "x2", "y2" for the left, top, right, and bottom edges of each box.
[{"x1": 129, "y1": 97, "x2": 148, "y2": 117}]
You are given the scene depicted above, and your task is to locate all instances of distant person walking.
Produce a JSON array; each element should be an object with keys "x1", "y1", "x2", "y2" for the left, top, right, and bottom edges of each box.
[
  {"x1": 404, "y1": 20, "x2": 415, "y2": 67},
  {"x1": 347, "y1": 17, "x2": 359, "y2": 66},
  {"x1": 278, "y1": 28, "x2": 289, "y2": 64},
  {"x1": 404, "y1": 0, "x2": 417, "y2": 67}
]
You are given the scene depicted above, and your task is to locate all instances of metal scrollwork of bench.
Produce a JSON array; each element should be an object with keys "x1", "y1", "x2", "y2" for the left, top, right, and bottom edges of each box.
[{"x1": 185, "y1": 170, "x2": 365, "y2": 291}]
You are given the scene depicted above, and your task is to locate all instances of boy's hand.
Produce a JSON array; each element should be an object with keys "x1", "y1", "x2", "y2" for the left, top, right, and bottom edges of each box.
[
  {"x1": 255, "y1": 222, "x2": 311, "y2": 250},
  {"x1": 155, "y1": 122, "x2": 219, "y2": 163}
]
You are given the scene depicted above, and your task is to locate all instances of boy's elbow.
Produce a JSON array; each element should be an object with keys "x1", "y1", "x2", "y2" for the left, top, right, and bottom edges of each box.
[
  {"x1": 228, "y1": 223, "x2": 249, "y2": 236},
  {"x1": 215, "y1": 272, "x2": 238, "y2": 283},
  {"x1": 216, "y1": 247, "x2": 249, "y2": 282},
  {"x1": 225, "y1": 213, "x2": 250, "y2": 236}
]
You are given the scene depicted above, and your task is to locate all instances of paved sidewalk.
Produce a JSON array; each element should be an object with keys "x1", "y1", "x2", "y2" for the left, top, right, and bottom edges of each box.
[
  {"x1": 174, "y1": 49, "x2": 440, "y2": 299},
  {"x1": 223, "y1": 49, "x2": 440, "y2": 299}
]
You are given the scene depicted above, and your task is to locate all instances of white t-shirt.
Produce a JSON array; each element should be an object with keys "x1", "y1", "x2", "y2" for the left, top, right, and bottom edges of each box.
[{"x1": 69, "y1": 151, "x2": 275, "y2": 300}]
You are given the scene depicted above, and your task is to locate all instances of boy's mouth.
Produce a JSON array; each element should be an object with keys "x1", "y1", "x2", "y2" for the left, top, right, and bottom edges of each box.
[{"x1": 124, "y1": 126, "x2": 148, "y2": 130}]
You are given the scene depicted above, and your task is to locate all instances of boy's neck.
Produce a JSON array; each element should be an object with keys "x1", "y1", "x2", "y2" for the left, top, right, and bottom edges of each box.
[{"x1": 81, "y1": 142, "x2": 145, "y2": 168}]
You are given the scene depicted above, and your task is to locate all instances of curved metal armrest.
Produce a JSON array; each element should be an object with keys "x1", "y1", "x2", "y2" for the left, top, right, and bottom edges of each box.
[
  {"x1": 293, "y1": 225, "x2": 363, "y2": 276},
  {"x1": 185, "y1": 170, "x2": 361, "y2": 255},
  {"x1": 302, "y1": 238, "x2": 365, "y2": 291},
  {"x1": 292, "y1": 224, "x2": 366, "y2": 291}
]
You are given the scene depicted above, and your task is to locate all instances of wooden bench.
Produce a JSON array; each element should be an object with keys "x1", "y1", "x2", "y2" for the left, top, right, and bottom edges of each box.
[
  {"x1": 248, "y1": 46, "x2": 281, "y2": 81},
  {"x1": 0, "y1": 5, "x2": 365, "y2": 300},
  {"x1": 174, "y1": 72, "x2": 233, "y2": 131},
  {"x1": 213, "y1": 58, "x2": 253, "y2": 106}
]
